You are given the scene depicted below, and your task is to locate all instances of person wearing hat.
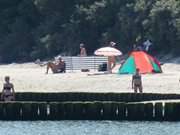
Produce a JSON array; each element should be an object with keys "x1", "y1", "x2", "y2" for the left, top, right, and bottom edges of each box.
[
  {"x1": 108, "y1": 41, "x2": 116, "y2": 73},
  {"x1": 110, "y1": 41, "x2": 116, "y2": 47},
  {"x1": 80, "y1": 43, "x2": 87, "y2": 57},
  {"x1": 46, "y1": 56, "x2": 66, "y2": 74}
]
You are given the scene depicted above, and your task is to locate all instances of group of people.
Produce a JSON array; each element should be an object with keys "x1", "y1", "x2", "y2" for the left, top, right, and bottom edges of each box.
[
  {"x1": 0, "y1": 42, "x2": 142, "y2": 102},
  {"x1": 45, "y1": 40, "x2": 120, "y2": 74},
  {"x1": 45, "y1": 43, "x2": 87, "y2": 74},
  {"x1": 133, "y1": 39, "x2": 153, "y2": 52},
  {"x1": 44, "y1": 41, "x2": 143, "y2": 93}
]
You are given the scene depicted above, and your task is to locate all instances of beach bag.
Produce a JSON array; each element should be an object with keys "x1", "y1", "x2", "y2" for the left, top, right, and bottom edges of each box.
[{"x1": 98, "y1": 63, "x2": 107, "y2": 71}]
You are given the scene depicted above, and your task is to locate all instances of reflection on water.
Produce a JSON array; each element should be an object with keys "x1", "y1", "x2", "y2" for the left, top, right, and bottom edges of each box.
[{"x1": 0, "y1": 121, "x2": 180, "y2": 135}]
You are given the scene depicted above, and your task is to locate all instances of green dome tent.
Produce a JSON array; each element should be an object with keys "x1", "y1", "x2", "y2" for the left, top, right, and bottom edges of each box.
[{"x1": 119, "y1": 51, "x2": 162, "y2": 74}]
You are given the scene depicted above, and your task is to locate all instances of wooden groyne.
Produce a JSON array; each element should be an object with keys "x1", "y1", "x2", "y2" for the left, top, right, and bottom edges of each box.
[
  {"x1": 1, "y1": 92, "x2": 180, "y2": 121},
  {"x1": 12, "y1": 92, "x2": 180, "y2": 102},
  {"x1": 0, "y1": 101, "x2": 180, "y2": 121}
]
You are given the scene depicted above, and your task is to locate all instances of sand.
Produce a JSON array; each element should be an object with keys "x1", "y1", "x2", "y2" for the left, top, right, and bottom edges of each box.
[{"x1": 0, "y1": 61, "x2": 180, "y2": 93}]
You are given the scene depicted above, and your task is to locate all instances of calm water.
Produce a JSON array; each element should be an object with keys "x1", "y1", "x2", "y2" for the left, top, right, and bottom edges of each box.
[{"x1": 0, "y1": 121, "x2": 180, "y2": 135}]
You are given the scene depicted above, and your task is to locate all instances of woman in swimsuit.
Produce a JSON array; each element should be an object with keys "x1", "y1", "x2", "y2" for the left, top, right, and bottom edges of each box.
[
  {"x1": 132, "y1": 68, "x2": 143, "y2": 93},
  {"x1": 1, "y1": 76, "x2": 15, "y2": 101}
]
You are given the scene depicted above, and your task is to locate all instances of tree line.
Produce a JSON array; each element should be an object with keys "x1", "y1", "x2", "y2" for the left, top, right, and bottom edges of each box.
[{"x1": 0, "y1": 0, "x2": 180, "y2": 63}]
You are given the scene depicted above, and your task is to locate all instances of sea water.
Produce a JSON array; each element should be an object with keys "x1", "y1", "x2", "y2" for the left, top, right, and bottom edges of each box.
[{"x1": 0, "y1": 121, "x2": 180, "y2": 135}]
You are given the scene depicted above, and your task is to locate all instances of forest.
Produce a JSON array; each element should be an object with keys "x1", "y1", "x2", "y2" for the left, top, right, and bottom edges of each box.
[{"x1": 0, "y1": 0, "x2": 179, "y2": 63}]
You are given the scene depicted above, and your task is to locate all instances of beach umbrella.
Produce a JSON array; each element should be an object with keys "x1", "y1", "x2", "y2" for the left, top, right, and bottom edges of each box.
[{"x1": 94, "y1": 47, "x2": 122, "y2": 56}]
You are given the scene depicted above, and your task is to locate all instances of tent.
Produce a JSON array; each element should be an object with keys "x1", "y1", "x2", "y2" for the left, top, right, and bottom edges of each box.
[{"x1": 118, "y1": 51, "x2": 162, "y2": 74}]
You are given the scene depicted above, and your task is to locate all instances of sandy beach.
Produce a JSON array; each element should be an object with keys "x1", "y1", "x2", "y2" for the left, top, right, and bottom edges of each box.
[{"x1": 0, "y1": 60, "x2": 180, "y2": 94}]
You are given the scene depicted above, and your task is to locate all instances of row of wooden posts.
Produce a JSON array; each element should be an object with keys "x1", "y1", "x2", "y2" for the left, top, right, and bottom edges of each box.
[
  {"x1": 9, "y1": 92, "x2": 180, "y2": 102},
  {"x1": 0, "y1": 101, "x2": 180, "y2": 121},
  {"x1": 1, "y1": 92, "x2": 180, "y2": 121}
]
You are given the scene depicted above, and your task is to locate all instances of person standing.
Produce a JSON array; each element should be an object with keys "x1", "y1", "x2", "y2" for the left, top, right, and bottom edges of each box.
[
  {"x1": 132, "y1": 68, "x2": 143, "y2": 93},
  {"x1": 1, "y1": 76, "x2": 15, "y2": 101},
  {"x1": 107, "y1": 41, "x2": 116, "y2": 73},
  {"x1": 143, "y1": 39, "x2": 152, "y2": 52},
  {"x1": 80, "y1": 43, "x2": 87, "y2": 56},
  {"x1": 79, "y1": 43, "x2": 88, "y2": 71}
]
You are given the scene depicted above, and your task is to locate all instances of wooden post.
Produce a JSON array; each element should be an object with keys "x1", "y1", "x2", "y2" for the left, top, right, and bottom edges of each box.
[
  {"x1": 127, "y1": 103, "x2": 146, "y2": 120},
  {"x1": 21, "y1": 102, "x2": 38, "y2": 120},
  {"x1": 117, "y1": 102, "x2": 126, "y2": 120},
  {"x1": 49, "y1": 102, "x2": 58, "y2": 120},
  {"x1": 144, "y1": 103, "x2": 153, "y2": 120},
  {"x1": 49, "y1": 102, "x2": 65, "y2": 120},
  {"x1": 73, "y1": 102, "x2": 86, "y2": 120},
  {"x1": 85, "y1": 102, "x2": 102, "y2": 120},
  {"x1": 102, "y1": 102, "x2": 117, "y2": 120},
  {"x1": 63, "y1": 102, "x2": 74, "y2": 120},
  {"x1": 38, "y1": 102, "x2": 47, "y2": 120},
  {"x1": 164, "y1": 102, "x2": 180, "y2": 121},
  {"x1": 21, "y1": 102, "x2": 31, "y2": 120},
  {"x1": 4, "y1": 102, "x2": 21, "y2": 120},
  {"x1": 0, "y1": 102, "x2": 5, "y2": 120},
  {"x1": 154, "y1": 102, "x2": 163, "y2": 121}
]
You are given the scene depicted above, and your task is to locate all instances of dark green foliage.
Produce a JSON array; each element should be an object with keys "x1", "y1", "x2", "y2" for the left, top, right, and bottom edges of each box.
[{"x1": 0, "y1": 0, "x2": 180, "y2": 63}]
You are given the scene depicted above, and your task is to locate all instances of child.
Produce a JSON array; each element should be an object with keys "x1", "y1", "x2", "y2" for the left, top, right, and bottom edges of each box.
[
  {"x1": 1, "y1": 76, "x2": 15, "y2": 101},
  {"x1": 132, "y1": 68, "x2": 143, "y2": 93}
]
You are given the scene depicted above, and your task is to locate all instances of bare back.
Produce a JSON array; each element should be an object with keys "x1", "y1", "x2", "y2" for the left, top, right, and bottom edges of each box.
[
  {"x1": 132, "y1": 74, "x2": 142, "y2": 85},
  {"x1": 80, "y1": 47, "x2": 87, "y2": 56}
]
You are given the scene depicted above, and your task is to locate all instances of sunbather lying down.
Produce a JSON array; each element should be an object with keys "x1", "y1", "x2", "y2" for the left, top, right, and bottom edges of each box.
[{"x1": 46, "y1": 56, "x2": 66, "y2": 74}]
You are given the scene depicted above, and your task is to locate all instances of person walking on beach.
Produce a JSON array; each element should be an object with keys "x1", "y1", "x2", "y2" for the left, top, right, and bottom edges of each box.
[
  {"x1": 132, "y1": 68, "x2": 143, "y2": 93},
  {"x1": 1, "y1": 76, "x2": 15, "y2": 101}
]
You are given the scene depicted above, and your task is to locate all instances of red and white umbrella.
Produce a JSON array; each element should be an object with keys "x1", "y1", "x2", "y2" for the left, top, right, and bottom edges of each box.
[{"x1": 94, "y1": 47, "x2": 122, "y2": 56}]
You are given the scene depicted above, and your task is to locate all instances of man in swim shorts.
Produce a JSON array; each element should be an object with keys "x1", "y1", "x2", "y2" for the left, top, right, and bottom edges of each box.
[{"x1": 132, "y1": 68, "x2": 143, "y2": 93}]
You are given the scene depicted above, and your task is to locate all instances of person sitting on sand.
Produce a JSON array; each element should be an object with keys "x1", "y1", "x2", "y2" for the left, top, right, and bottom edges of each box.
[
  {"x1": 1, "y1": 76, "x2": 15, "y2": 101},
  {"x1": 46, "y1": 56, "x2": 66, "y2": 74},
  {"x1": 132, "y1": 68, "x2": 143, "y2": 93}
]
